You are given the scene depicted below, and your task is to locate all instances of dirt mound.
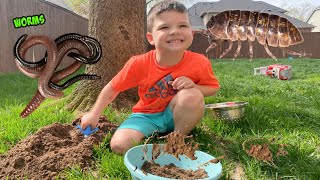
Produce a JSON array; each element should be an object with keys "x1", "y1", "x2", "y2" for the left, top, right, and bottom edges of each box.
[{"x1": 0, "y1": 116, "x2": 117, "y2": 179}]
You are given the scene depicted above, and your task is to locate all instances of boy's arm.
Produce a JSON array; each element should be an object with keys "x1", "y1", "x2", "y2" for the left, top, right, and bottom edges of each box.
[
  {"x1": 91, "y1": 81, "x2": 119, "y2": 115},
  {"x1": 194, "y1": 84, "x2": 219, "y2": 97},
  {"x1": 81, "y1": 81, "x2": 119, "y2": 129}
]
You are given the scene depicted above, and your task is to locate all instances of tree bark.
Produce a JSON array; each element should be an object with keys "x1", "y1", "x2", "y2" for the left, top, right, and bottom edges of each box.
[{"x1": 66, "y1": 0, "x2": 146, "y2": 113}]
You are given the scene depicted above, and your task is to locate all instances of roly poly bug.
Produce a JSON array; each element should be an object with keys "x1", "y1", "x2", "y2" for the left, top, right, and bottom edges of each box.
[{"x1": 203, "y1": 10, "x2": 304, "y2": 61}]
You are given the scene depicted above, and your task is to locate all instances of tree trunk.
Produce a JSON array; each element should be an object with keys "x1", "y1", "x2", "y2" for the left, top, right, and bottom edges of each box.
[{"x1": 66, "y1": 0, "x2": 146, "y2": 113}]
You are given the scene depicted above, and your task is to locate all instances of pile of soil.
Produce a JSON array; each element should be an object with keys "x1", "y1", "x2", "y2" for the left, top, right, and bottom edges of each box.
[
  {"x1": 0, "y1": 116, "x2": 117, "y2": 179},
  {"x1": 141, "y1": 132, "x2": 219, "y2": 179},
  {"x1": 246, "y1": 143, "x2": 273, "y2": 162},
  {"x1": 243, "y1": 138, "x2": 288, "y2": 164},
  {"x1": 142, "y1": 162, "x2": 208, "y2": 179},
  {"x1": 162, "y1": 133, "x2": 199, "y2": 160}
]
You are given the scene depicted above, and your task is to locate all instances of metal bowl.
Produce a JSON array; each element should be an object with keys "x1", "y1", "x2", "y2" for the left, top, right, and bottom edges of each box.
[{"x1": 205, "y1": 101, "x2": 248, "y2": 121}]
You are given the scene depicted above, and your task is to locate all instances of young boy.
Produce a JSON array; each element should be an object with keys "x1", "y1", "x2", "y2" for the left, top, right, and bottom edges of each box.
[{"x1": 80, "y1": 0, "x2": 220, "y2": 154}]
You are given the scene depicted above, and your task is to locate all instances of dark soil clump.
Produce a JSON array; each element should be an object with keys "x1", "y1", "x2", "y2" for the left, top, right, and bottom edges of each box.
[{"x1": 0, "y1": 116, "x2": 117, "y2": 179}]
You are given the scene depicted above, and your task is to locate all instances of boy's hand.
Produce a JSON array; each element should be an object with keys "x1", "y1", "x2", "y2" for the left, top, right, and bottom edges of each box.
[
  {"x1": 80, "y1": 113, "x2": 99, "y2": 129},
  {"x1": 168, "y1": 76, "x2": 195, "y2": 90}
]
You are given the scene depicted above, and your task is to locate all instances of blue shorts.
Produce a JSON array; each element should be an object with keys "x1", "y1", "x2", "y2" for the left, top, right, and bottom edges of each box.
[{"x1": 117, "y1": 106, "x2": 175, "y2": 137}]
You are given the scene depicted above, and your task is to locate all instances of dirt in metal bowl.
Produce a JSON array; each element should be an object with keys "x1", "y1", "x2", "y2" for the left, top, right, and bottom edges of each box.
[{"x1": 205, "y1": 101, "x2": 248, "y2": 121}]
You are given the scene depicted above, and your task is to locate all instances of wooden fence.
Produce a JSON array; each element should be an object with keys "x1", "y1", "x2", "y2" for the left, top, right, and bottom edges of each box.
[
  {"x1": 190, "y1": 32, "x2": 320, "y2": 59},
  {"x1": 0, "y1": 0, "x2": 88, "y2": 73},
  {"x1": 1, "y1": 0, "x2": 319, "y2": 74}
]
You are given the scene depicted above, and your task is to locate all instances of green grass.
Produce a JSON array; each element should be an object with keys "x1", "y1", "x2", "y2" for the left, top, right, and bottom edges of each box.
[{"x1": 0, "y1": 58, "x2": 320, "y2": 179}]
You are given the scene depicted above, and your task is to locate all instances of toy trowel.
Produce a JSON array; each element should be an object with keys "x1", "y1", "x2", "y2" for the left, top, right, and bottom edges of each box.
[{"x1": 76, "y1": 125, "x2": 99, "y2": 138}]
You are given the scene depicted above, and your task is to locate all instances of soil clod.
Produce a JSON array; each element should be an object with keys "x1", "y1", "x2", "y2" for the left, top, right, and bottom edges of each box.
[{"x1": 242, "y1": 137, "x2": 288, "y2": 164}]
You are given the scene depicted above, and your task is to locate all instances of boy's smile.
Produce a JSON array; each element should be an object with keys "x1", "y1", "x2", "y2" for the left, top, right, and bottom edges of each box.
[{"x1": 147, "y1": 11, "x2": 193, "y2": 54}]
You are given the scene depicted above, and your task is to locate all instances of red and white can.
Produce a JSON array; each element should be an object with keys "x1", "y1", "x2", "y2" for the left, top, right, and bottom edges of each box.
[{"x1": 267, "y1": 64, "x2": 292, "y2": 80}]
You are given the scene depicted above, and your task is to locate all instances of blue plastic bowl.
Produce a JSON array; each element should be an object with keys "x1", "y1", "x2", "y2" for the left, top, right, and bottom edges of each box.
[{"x1": 124, "y1": 144, "x2": 222, "y2": 180}]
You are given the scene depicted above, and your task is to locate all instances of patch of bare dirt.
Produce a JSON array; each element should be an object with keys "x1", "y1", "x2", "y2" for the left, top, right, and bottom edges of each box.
[
  {"x1": 141, "y1": 132, "x2": 222, "y2": 179},
  {"x1": 0, "y1": 116, "x2": 117, "y2": 179},
  {"x1": 230, "y1": 163, "x2": 246, "y2": 180}
]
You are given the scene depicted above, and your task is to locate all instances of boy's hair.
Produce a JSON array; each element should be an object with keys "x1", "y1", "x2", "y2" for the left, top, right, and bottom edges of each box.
[{"x1": 147, "y1": 0, "x2": 188, "y2": 32}]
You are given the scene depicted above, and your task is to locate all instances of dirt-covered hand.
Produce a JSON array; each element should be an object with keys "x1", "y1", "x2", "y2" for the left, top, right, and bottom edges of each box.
[
  {"x1": 80, "y1": 113, "x2": 99, "y2": 129},
  {"x1": 168, "y1": 76, "x2": 195, "y2": 90}
]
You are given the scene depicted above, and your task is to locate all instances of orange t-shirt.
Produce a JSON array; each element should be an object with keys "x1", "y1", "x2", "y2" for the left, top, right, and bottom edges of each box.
[{"x1": 111, "y1": 50, "x2": 220, "y2": 113}]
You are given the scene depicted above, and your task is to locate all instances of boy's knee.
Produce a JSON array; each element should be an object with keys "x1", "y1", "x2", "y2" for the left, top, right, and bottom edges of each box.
[
  {"x1": 110, "y1": 129, "x2": 144, "y2": 154},
  {"x1": 176, "y1": 88, "x2": 204, "y2": 108},
  {"x1": 110, "y1": 137, "x2": 129, "y2": 154},
  {"x1": 110, "y1": 139, "x2": 128, "y2": 154}
]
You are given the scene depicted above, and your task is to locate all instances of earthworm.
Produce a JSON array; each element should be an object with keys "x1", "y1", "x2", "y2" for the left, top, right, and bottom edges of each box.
[{"x1": 15, "y1": 33, "x2": 102, "y2": 118}]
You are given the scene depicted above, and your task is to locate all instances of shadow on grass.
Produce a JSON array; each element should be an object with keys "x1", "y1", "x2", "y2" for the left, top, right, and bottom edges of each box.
[
  {"x1": 0, "y1": 73, "x2": 38, "y2": 108},
  {"x1": 261, "y1": 144, "x2": 320, "y2": 179},
  {"x1": 240, "y1": 103, "x2": 320, "y2": 136},
  {"x1": 191, "y1": 124, "x2": 320, "y2": 179}
]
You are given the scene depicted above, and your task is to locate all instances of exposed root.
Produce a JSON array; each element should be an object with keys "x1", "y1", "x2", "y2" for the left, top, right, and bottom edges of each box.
[{"x1": 142, "y1": 131, "x2": 159, "y2": 163}]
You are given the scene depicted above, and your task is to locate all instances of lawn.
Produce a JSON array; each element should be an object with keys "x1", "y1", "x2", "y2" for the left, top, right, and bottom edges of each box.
[{"x1": 0, "y1": 58, "x2": 319, "y2": 179}]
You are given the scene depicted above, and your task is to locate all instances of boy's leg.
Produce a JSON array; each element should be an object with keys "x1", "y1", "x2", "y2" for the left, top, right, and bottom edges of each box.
[
  {"x1": 110, "y1": 112, "x2": 163, "y2": 154},
  {"x1": 169, "y1": 88, "x2": 205, "y2": 135},
  {"x1": 110, "y1": 129, "x2": 145, "y2": 154}
]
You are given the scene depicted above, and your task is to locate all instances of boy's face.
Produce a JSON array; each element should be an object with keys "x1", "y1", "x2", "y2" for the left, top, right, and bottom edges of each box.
[{"x1": 147, "y1": 11, "x2": 193, "y2": 53}]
